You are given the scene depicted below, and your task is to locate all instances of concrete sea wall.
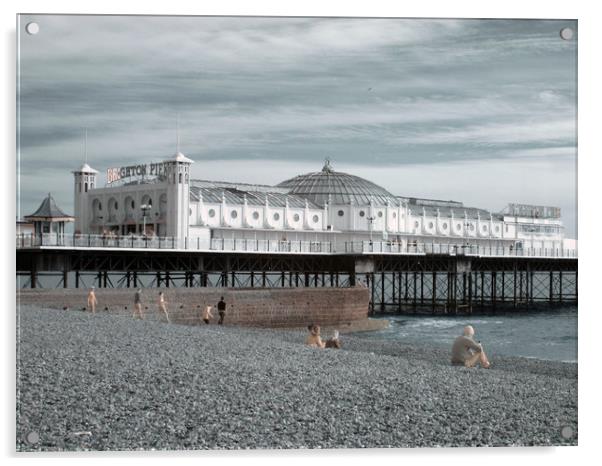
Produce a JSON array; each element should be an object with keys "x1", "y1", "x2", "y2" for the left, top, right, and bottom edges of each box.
[{"x1": 17, "y1": 286, "x2": 370, "y2": 328}]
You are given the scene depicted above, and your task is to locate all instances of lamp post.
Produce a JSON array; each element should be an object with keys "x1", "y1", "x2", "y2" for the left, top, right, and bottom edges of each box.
[
  {"x1": 463, "y1": 220, "x2": 472, "y2": 253},
  {"x1": 367, "y1": 216, "x2": 375, "y2": 243},
  {"x1": 141, "y1": 204, "x2": 151, "y2": 236}
]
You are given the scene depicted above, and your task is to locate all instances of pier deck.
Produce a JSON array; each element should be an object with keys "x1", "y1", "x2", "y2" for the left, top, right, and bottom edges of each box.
[{"x1": 16, "y1": 234, "x2": 577, "y2": 315}]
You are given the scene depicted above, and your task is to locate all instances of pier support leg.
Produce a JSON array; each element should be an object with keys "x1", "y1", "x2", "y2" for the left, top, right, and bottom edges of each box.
[
  {"x1": 468, "y1": 272, "x2": 472, "y2": 313},
  {"x1": 432, "y1": 271, "x2": 436, "y2": 313}
]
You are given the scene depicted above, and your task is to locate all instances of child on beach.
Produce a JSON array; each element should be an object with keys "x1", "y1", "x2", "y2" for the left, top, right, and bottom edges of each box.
[
  {"x1": 201, "y1": 305, "x2": 213, "y2": 324},
  {"x1": 87, "y1": 287, "x2": 98, "y2": 314},
  {"x1": 305, "y1": 325, "x2": 341, "y2": 349},
  {"x1": 158, "y1": 291, "x2": 170, "y2": 323},
  {"x1": 451, "y1": 325, "x2": 491, "y2": 368},
  {"x1": 133, "y1": 289, "x2": 144, "y2": 320}
]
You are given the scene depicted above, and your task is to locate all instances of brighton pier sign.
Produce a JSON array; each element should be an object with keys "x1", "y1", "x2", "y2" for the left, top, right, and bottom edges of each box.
[{"x1": 106, "y1": 162, "x2": 176, "y2": 184}]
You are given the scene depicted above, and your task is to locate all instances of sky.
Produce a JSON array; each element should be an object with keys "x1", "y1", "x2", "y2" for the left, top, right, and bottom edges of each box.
[{"x1": 17, "y1": 15, "x2": 577, "y2": 237}]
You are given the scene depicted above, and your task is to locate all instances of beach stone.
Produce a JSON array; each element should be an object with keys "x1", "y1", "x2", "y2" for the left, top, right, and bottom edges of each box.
[{"x1": 16, "y1": 305, "x2": 577, "y2": 451}]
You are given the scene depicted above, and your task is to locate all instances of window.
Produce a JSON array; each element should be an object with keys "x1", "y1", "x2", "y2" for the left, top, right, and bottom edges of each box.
[
  {"x1": 337, "y1": 210, "x2": 344, "y2": 217},
  {"x1": 312, "y1": 215, "x2": 319, "y2": 223},
  {"x1": 442, "y1": 222, "x2": 448, "y2": 230},
  {"x1": 84, "y1": 183, "x2": 88, "y2": 192},
  {"x1": 252, "y1": 211, "x2": 259, "y2": 220},
  {"x1": 273, "y1": 213, "x2": 280, "y2": 221},
  {"x1": 483, "y1": 225, "x2": 488, "y2": 231},
  {"x1": 428, "y1": 222, "x2": 434, "y2": 229},
  {"x1": 98, "y1": 202, "x2": 102, "y2": 211},
  {"x1": 414, "y1": 221, "x2": 419, "y2": 228},
  {"x1": 377, "y1": 211, "x2": 383, "y2": 218},
  {"x1": 456, "y1": 223, "x2": 461, "y2": 231},
  {"x1": 392, "y1": 212, "x2": 396, "y2": 218},
  {"x1": 131, "y1": 200, "x2": 135, "y2": 209},
  {"x1": 359, "y1": 210, "x2": 365, "y2": 217},
  {"x1": 293, "y1": 213, "x2": 300, "y2": 221},
  {"x1": 230, "y1": 210, "x2": 238, "y2": 219},
  {"x1": 189, "y1": 208, "x2": 192, "y2": 215},
  {"x1": 495, "y1": 226, "x2": 500, "y2": 232},
  {"x1": 208, "y1": 209, "x2": 216, "y2": 218},
  {"x1": 179, "y1": 173, "x2": 183, "y2": 183},
  {"x1": 469, "y1": 224, "x2": 475, "y2": 231},
  {"x1": 114, "y1": 201, "x2": 118, "y2": 210}
]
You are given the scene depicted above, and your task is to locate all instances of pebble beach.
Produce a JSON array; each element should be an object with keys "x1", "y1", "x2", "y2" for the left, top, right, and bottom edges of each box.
[{"x1": 16, "y1": 305, "x2": 577, "y2": 451}]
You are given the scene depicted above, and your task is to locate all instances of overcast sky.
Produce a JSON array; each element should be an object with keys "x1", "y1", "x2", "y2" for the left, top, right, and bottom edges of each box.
[{"x1": 17, "y1": 15, "x2": 577, "y2": 237}]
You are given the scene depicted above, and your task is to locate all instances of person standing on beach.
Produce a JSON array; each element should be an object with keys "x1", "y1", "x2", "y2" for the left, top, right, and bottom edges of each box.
[
  {"x1": 87, "y1": 287, "x2": 98, "y2": 314},
  {"x1": 201, "y1": 305, "x2": 213, "y2": 325},
  {"x1": 133, "y1": 289, "x2": 144, "y2": 320},
  {"x1": 158, "y1": 291, "x2": 170, "y2": 323},
  {"x1": 217, "y1": 297, "x2": 226, "y2": 325},
  {"x1": 451, "y1": 325, "x2": 490, "y2": 368}
]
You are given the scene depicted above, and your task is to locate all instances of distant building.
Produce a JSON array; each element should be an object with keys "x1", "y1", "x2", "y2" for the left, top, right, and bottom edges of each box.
[
  {"x1": 71, "y1": 152, "x2": 570, "y2": 251},
  {"x1": 23, "y1": 193, "x2": 74, "y2": 240}
]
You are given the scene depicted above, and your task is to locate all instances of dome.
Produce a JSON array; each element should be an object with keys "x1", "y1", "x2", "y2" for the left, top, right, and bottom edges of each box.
[
  {"x1": 73, "y1": 163, "x2": 98, "y2": 174},
  {"x1": 165, "y1": 151, "x2": 194, "y2": 164},
  {"x1": 277, "y1": 160, "x2": 399, "y2": 206}
]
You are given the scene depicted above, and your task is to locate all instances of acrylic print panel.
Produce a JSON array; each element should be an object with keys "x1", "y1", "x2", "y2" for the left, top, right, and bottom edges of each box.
[{"x1": 16, "y1": 15, "x2": 577, "y2": 451}]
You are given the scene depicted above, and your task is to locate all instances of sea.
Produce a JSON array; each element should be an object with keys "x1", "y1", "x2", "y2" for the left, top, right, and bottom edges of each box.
[{"x1": 361, "y1": 306, "x2": 577, "y2": 363}]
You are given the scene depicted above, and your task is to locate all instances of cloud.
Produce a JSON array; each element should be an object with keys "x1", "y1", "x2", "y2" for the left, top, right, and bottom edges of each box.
[{"x1": 16, "y1": 15, "x2": 578, "y2": 236}]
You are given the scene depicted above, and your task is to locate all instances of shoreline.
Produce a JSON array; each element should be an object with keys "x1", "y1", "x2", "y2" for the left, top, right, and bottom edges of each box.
[{"x1": 17, "y1": 304, "x2": 577, "y2": 450}]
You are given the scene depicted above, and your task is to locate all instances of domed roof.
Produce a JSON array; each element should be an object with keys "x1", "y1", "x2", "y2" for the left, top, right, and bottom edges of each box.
[
  {"x1": 72, "y1": 163, "x2": 98, "y2": 174},
  {"x1": 277, "y1": 160, "x2": 399, "y2": 206}
]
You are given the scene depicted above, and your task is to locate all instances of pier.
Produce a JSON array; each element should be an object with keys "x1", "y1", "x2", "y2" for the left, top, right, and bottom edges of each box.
[{"x1": 16, "y1": 234, "x2": 577, "y2": 315}]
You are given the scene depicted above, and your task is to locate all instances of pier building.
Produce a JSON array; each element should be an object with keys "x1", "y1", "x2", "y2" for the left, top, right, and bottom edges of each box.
[{"x1": 69, "y1": 152, "x2": 573, "y2": 255}]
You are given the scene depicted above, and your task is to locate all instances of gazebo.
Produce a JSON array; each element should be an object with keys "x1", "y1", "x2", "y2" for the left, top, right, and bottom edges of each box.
[{"x1": 24, "y1": 193, "x2": 74, "y2": 240}]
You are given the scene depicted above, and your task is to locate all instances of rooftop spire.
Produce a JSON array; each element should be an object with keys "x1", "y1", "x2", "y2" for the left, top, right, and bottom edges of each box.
[
  {"x1": 322, "y1": 157, "x2": 333, "y2": 173},
  {"x1": 176, "y1": 113, "x2": 180, "y2": 154},
  {"x1": 84, "y1": 128, "x2": 88, "y2": 164}
]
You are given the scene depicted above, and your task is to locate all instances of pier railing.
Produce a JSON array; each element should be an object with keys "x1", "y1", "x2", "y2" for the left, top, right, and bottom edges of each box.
[
  {"x1": 343, "y1": 240, "x2": 578, "y2": 258},
  {"x1": 15, "y1": 233, "x2": 577, "y2": 258}
]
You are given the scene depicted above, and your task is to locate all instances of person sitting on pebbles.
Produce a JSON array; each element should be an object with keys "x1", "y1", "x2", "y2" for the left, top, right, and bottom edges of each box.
[
  {"x1": 451, "y1": 325, "x2": 491, "y2": 368},
  {"x1": 305, "y1": 324, "x2": 341, "y2": 349},
  {"x1": 87, "y1": 287, "x2": 98, "y2": 314}
]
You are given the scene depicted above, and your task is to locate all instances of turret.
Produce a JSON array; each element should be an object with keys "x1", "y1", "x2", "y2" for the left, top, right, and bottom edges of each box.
[
  {"x1": 164, "y1": 151, "x2": 193, "y2": 239},
  {"x1": 72, "y1": 162, "x2": 98, "y2": 234}
]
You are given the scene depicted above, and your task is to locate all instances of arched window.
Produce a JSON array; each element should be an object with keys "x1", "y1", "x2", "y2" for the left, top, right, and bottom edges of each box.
[
  {"x1": 179, "y1": 173, "x2": 183, "y2": 184},
  {"x1": 84, "y1": 183, "x2": 88, "y2": 192}
]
